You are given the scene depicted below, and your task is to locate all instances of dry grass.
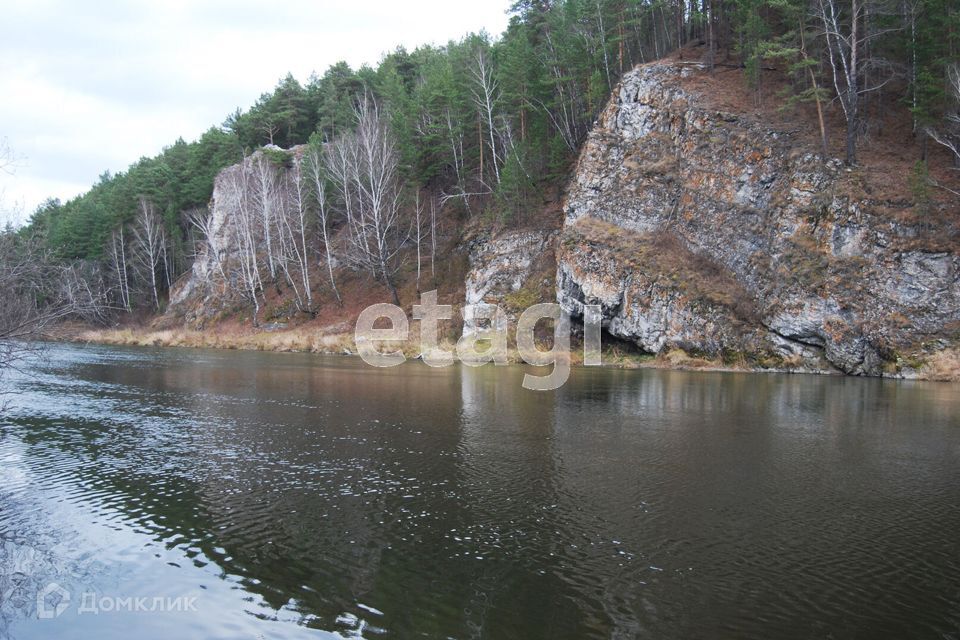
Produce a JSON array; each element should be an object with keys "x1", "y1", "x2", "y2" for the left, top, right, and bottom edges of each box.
[
  {"x1": 920, "y1": 348, "x2": 960, "y2": 382},
  {"x1": 662, "y1": 348, "x2": 716, "y2": 369},
  {"x1": 67, "y1": 322, "x2": 899, "y2": 378},
  {"x1": 74, "y1": 323, "x2": 574, "y2": 367},
  {"x1": 563, "y1": 217, "x2": 759, "y2": 324},
  {"x1": 74, "y1": 326, "x2": 359, "y2": 355}
]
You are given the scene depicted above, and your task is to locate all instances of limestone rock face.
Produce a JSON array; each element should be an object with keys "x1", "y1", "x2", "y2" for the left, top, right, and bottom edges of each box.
[
  {"x1": 165, "y1": 63, "x2": 959, "y2": 377},
  {"x1": 557, "y1": 62, "x2": 960, "y2": 375},
  {"x1": 168, "y1": 162, "x2": 245, "y2": 327},
  {"x1": 168, "y1": 146, "x2": 302, "y2": 328},
  {"x1": 462, "y1": 230, "x2": 555, "y2": 335}
]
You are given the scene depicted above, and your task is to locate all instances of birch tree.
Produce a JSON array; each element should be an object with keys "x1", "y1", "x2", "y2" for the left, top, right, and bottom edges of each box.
[
  {"x1": 187, "y1": 206, "x2": 227, "y2": 285},
  {"x1": 469, "y1": 42, "x2": 502, "y2": 188},
  {"x1": 108, "y1": 227, "x2": 131, "y2": 311},
  {"x1": 429, "y1": 196, "x2": 437, "y2": 283},
  {"x1": 325, "y1": 96, "x2": 406, "y2": 305},
  {"x1": 817, "y1": 0, "x2": 899, "y2": 164},
  {"x1": 305, "y1": 144, "x2": 341, "y2": 305},
  {"x1": 928, "y1": 63, "x2": 960, "y2": 165},
  {"x1": 131, "y1": 197, "x2": 165, "y2": 311},
  {"x1": 413, "y1": 190, "x2": 427, "y2": 293},
  {"x1": 276, "y1": 157, "x2": 313, "y2": 313},
  {"x1": 224, "y1": 164, "x2": 264, "y2": 323},
  {"x1": 252, "y1": 153, "x2": 278, "y2": 280}
]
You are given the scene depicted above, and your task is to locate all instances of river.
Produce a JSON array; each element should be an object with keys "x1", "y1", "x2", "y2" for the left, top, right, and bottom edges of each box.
[{"x1": 0, "y1": 343, "x2": 958, "y2": 639}]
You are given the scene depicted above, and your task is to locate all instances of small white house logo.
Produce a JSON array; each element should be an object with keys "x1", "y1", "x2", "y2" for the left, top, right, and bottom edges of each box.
[{"x1": 37, "y1": 582, "x2": 70, "y2": 619}]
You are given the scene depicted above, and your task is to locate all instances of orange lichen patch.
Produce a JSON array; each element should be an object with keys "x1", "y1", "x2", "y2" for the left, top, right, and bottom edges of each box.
[{"x1": 821, "y1": 317, "x2": 850, "y2": 343}]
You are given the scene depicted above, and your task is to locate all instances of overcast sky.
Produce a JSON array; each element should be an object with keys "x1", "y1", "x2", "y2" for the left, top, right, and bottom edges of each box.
[{"x1": 0, "y1": 0, "x2": 511, "y2": 222}]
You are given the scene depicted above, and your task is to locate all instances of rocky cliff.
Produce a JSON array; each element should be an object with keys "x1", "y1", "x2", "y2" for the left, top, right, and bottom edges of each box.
[
  {"x1": 167, "y1": 162, "x2": 239, "y2": 326},
  {"x1": 462, "y1": 230, "x2": 556, "y2": 335},
  {"x1": 166, "y1": 63, "x2": 959, "y2": 378},
  {"x1": 169, "y1": 146, "x2": 306, "y2": 328},
  {"x1": 555, "y1": 62, "x2": 960, "y2": 376}
]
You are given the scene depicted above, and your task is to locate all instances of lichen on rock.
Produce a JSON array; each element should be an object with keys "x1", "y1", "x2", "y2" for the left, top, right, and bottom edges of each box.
[{"x1": 557, "y1": 62, "x2": 960, "y2": 376}]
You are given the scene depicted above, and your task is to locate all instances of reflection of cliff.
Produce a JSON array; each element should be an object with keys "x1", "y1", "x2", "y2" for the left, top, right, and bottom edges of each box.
[{"x1": 458, "y1": 365, "x2": 604, "y2": 637}]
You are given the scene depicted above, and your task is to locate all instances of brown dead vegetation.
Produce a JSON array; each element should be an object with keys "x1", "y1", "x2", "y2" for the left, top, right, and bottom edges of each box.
[
  {"x1": 674, "y1": 47, "x2": 960, "y2": 251},
  {"x1": 921, "y1": 348, "x2": 960, "y2": 382},
  {"x1": 563, "y1": 217, "x2": 759, "y2": 324}
]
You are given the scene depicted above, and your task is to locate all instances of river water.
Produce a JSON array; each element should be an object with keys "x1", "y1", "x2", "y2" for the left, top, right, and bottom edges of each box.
[{"x1": 0, "y1": 343, "x2": 958, "y2": 639}]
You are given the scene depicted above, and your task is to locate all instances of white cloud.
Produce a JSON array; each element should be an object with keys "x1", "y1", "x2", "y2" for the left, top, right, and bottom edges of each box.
[{"x1": 0, "y1": 0, "x2": 511, "y2": 221}]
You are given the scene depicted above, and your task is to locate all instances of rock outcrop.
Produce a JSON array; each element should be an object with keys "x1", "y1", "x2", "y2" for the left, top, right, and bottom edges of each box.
[
  {"x1": 167, "y1": 159, "x2": 245, "y2": 327},
  {"x1": 165, "y1": 63, "x2": 959, "y2": 378},
  {"x1": 556, "y1": 62, "x2": 960, "y2": 375},
  {"x1": 462, "y1": 230, "x2": 555, "y2": 335},
  {"x1": 169, "y1": 146, "x2": 303, "y2": 328}
]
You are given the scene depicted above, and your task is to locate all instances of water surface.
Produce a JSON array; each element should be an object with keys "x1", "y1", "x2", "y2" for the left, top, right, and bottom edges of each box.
[{"x1": 1, "y1": 344, "x2": 958, "y2": 639}]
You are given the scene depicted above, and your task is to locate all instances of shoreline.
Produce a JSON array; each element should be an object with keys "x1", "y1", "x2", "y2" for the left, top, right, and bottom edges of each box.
[{"x1": 48, "y1": 323, "x2": 958, "y2": 382}]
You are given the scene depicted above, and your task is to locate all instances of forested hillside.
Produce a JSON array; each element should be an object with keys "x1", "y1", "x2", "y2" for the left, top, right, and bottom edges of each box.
[{"x1": 8, "y1": 0, "x2": 960, "y2": 320}]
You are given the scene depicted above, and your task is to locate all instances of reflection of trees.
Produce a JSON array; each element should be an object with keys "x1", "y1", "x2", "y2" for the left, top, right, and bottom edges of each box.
[
  {"x1": 544, "y1": 368, "x2": 960, "y2": 638},
  {"x1": 458, "y1": 365, "x2": 596, "y2": 638}
]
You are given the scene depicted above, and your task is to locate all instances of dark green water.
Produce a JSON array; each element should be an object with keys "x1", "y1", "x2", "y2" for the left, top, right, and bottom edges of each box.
[{"x1": 0, "y1": 343, "x2": 958, "y2": 639}]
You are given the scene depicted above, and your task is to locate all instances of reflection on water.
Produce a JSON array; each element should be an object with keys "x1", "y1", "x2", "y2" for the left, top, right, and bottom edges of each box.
[{"x1": 0, "y1": 344, "x2": 958, "y2": 639}]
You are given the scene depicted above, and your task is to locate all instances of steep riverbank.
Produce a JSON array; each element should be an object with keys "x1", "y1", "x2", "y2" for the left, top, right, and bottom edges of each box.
[
  {"x1": 124, "y1": 59, "x2": 960, "y2": 382},
  {"x1": 556, "y1": 62, "x2": 960, "y2": 379}
]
